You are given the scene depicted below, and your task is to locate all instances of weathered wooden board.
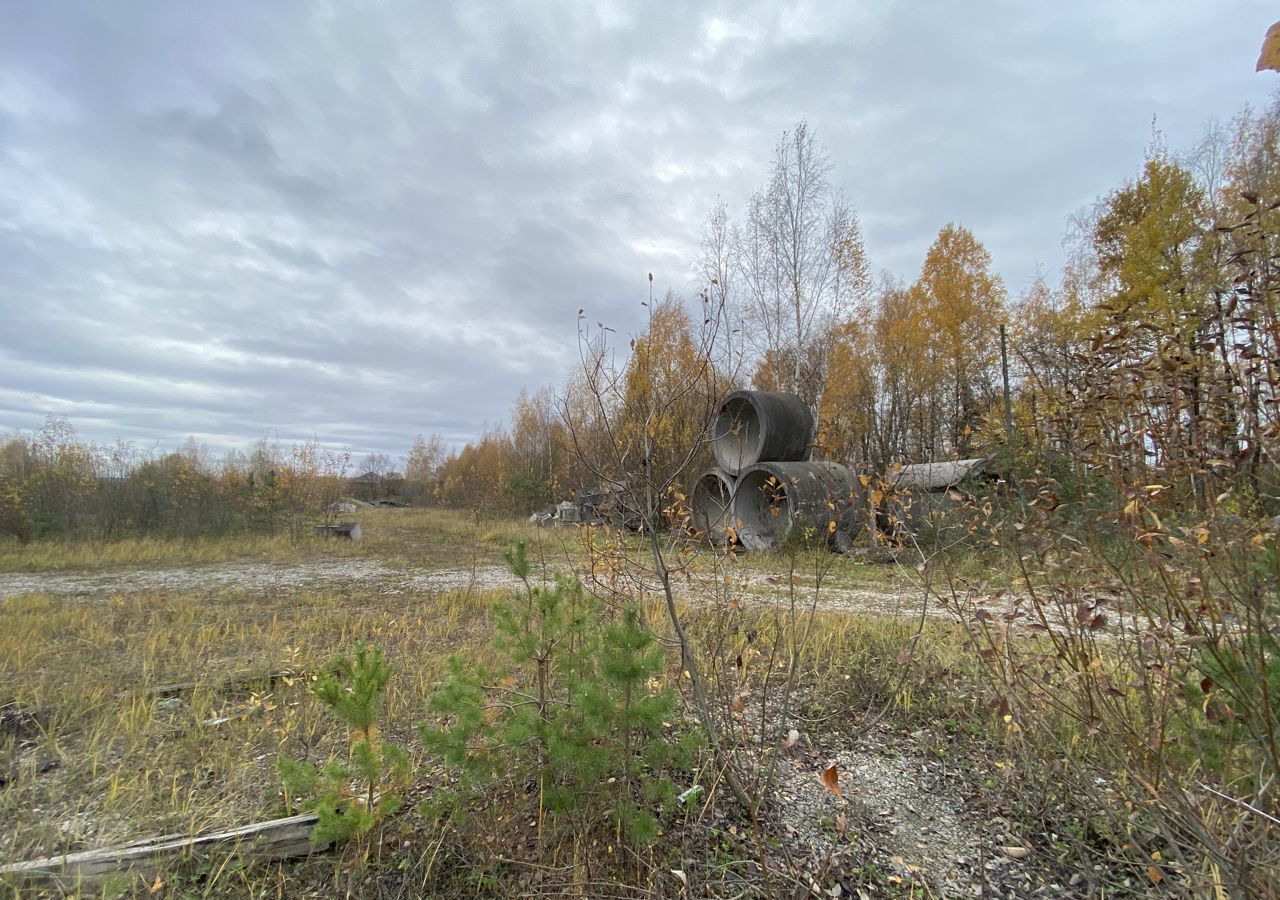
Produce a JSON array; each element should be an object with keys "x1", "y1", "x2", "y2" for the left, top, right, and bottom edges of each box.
[
  {"x1": 0, "y1": 811, "x2": 326, "y2": 883},
  {"x1": 140, "y1": 669, "x2": 299, "y2": 699}
]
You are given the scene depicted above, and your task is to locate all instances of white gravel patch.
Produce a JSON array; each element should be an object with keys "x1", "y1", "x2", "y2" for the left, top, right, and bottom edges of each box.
[
  {"x1": 0, "y1": 558, "x2": 398, "y2": 599},
  {"x1": 0, "y1": 558, "x2": 939, "y2": 627}
]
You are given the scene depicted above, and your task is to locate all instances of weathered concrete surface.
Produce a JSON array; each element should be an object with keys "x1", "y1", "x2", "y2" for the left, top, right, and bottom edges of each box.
[{"x1": 711, "y1": 390, "x2": 814, "y2": 475}]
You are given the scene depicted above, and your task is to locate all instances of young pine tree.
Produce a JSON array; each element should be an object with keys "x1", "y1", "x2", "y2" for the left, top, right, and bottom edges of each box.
[
  {"x1": 277, "y1": 643, "x2": 410, "y2": 846},
  {"x1": 420, "y1": 541, "x2": 689, "y2": 847}
]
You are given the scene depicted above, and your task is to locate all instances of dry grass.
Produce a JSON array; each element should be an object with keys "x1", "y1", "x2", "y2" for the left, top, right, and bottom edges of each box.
[
  {"x1": 0, "y1": 532, "x2": 323, "y2": 573},
  {"x1": 0, "y1": 507, "x2": 565, "y2": 575},
  {"x1": 0, "y1": 509, "x2": 981, "y2": 897},
  {"x1": 0, "y1": 582, "x2": 501, "y2": 875}
]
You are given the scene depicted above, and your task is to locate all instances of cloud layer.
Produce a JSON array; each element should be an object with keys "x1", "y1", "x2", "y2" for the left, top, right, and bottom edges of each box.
[{"x1": 1, "y1": 1, "x2": 1274, "y2": 461}]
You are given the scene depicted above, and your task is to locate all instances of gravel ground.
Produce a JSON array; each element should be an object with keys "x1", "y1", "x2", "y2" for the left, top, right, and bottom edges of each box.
[
  {"x1": 0, "y1": 559, "x2": 920, "y2": 617},
  {"x1": 765, "y1": 725, "x2": 1073, "y2": 897},
  {"x1": 0, "y1": 558, "x2": 399, "y2": 599}
]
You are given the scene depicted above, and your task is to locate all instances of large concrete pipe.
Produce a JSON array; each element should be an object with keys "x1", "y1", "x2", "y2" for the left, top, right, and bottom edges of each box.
[
  {"x1": 711, "y1": 391, "x2": 814, "y2": 475},
  {"x1": 689, "y1": 468, "x2": 736, "y2": 541},
  {"x1": 733, "y1": 461, "x2": 862, "y2": 550}
]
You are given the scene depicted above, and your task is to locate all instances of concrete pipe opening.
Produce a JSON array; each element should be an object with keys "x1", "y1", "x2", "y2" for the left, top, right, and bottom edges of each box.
[
  {"x1": 733, "y1": 461, "x2": 862, "y2": 551},
  {"x1": 690, "y1": 469, "x2": 737, "y2": 541},
  {"x1": 711, "y1": 391, "x2": 814, "y2": 475}
]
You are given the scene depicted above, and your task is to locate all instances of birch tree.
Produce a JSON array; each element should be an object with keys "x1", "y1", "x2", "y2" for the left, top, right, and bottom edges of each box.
[{"x1": 702, "y1": 122, "x2": 870, "y2": 411}]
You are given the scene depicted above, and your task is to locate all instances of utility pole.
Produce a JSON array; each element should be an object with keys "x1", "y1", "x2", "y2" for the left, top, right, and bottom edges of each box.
[{"x1": 1000, "y1": 324, "x2": 1013, "y2": 443}]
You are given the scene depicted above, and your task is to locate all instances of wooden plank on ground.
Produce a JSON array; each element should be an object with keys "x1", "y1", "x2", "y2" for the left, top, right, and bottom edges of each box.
[
  {"x1": 0, "y1": 811, "x2": 327, "y2": 883},
  {"x1": 139, "y1": 670, "x2": 299, "y2": 699}
]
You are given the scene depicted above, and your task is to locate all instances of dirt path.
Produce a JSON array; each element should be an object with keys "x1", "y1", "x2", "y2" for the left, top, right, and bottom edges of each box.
[
  {"x1": 0, "y1": 559, "x2": 928, "y2": 618},
  {"x1": 0, "y1": 558, "x2": 401, "y2": 599},
  {"x1": 3, "y1": 559, "x2": 1097, "y2": 648}
]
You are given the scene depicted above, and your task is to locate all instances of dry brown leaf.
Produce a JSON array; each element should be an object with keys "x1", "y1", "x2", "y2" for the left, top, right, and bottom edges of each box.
[
  {"x1": 821, "y1": 764, "x2": 842, "y2": 799},
  {"x1": 1259, "y1": 21, "x2": 1280, "y2": 72}
]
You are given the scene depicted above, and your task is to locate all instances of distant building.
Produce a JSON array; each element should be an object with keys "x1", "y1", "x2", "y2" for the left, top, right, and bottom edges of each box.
[
  {"x1": 348, "y1": 471, "x2": 384, "y2": 502},
  {"x1": 347, "y1": 470, "x2": 406, "y2": 503}
]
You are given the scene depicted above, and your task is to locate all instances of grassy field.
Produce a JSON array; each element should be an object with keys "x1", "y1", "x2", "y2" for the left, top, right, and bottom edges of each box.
[
  {"x1": 0, "y1": 508, "x2": 546, "y2": 573},
  {"x1": 1, "y1": 508, "x2": 1210, "y2": 897}
]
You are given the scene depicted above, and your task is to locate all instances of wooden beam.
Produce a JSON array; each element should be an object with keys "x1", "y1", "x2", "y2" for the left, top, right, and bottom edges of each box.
[
  {"x1": 138, "y1": 669, "x2": 300, "y2": 699},
  {"x1": 0, "y1": 812, "x2": 327, "y2": 884}
]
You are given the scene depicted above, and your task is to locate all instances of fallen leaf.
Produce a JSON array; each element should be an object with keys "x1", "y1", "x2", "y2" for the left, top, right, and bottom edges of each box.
[
  {"x1": 1002, "y1": 846, "x2": 1031, "y2": 859},
  {"x1": 821, "y1": 764, "x2": 842, "y2": 799}
]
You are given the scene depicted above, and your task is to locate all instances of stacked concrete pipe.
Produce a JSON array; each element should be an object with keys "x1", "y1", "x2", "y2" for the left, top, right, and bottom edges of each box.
[
  {"x1": 710, "y1": 390, "x2": 815, "y2": 475},
  {"x1": 690, "y1": 468, "x2": 737, "y2": 542},
  {"x1": 734, "y1": 460, "x2": 862, "y2": 550},
  {"x1": 688, "y1": 390, "x2": 864, "y2": 550}
]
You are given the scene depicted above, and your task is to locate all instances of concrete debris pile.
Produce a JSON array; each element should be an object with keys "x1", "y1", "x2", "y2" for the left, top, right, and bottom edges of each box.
[
  {"x1": 313, "y1": 521, "x2": 362, "y2": 541},
  {"x1": 694, "y1": 390, "x2": 866, "y2": 551},
  {"x1": 529, "y1": 483, "x2": 642, "y2": 530},
  {"x1": 880, "y1": 457, "x2": 993, "y2": 536}
]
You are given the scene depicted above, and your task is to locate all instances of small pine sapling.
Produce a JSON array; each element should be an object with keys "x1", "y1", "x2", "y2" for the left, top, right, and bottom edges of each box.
[
  {"x1": 277, "y1": 643, "x2": 410, "y2": 845},
  {"x1": 576, "y1": 604, "x2": 685, "y2": 844},
  {"x1": 421, "y1": 540, "x2": 596, "y2": 817},
  {"x1": 420, "y1": 541, "x2": 688, "y2": 847}
]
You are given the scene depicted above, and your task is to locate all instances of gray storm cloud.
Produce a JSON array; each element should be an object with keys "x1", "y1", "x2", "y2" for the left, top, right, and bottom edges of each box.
[{"x1": 0, "y1": 1, "x2": 1274, "y2": 459}]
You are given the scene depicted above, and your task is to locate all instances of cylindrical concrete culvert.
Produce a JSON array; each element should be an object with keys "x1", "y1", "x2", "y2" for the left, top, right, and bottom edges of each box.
[
  {"x1": 733, "y1": 461, "x2": 862, "y2": 551},
  {"x1": 689, "y1": 468, "x2": 737, "y2": 541},
  {"x1": 711, "y1": 390, "x2": 814, "y2": 475}
]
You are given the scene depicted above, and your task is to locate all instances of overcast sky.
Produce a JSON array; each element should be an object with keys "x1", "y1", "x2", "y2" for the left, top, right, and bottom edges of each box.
[{"x1": 1, "y1": 2, "x2": 1275, "y2": 464}]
